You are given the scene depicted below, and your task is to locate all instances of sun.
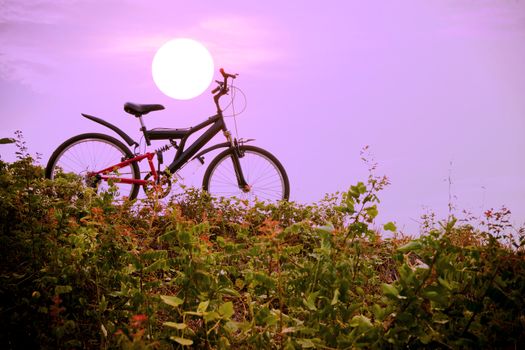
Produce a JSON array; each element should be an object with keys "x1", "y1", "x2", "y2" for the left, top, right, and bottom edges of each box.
[{"x1": 152, "y1": 38, "x2": 214, "y2": 100}]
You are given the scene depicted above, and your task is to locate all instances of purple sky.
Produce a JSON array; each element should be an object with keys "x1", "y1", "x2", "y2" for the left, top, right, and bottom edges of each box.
[{"x1": 1, "y1": 0, "x2": 524, "y2": 234}]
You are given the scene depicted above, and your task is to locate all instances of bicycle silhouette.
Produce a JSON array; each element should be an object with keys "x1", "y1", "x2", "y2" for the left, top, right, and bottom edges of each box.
[{"x1": 46, "y1": 69, "x2": 289, "y2": 202}]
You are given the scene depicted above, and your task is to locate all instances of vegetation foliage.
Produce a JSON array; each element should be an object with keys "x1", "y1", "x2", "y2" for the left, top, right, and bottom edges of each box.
[{"x1": 1, "y1": 135, "x2": 524, "y2": 349}]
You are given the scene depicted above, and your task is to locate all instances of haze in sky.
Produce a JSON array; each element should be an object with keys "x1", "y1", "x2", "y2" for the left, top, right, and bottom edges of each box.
[{"x1": 1, "y1": 0, "x2": 524, "y2": 234}]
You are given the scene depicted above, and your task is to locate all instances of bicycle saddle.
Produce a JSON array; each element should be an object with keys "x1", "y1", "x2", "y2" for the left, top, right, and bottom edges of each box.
[{"x1": 124, "y1": 102, "x2": 165, "y2": 116}]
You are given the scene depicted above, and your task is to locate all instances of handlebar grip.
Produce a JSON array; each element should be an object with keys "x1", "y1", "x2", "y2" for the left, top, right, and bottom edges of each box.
[{"x1": 220, "y1": 68, "x2": 238, "y2": 79}]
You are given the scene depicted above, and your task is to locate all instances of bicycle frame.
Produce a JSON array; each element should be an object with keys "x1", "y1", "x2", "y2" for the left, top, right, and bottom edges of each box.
[
  {"x1": 163, "y1": 113, "x2": 229, "y2": 172},
  {"x1": 89, "y1": 152, "x2": 157, "y2": 186},
  {"x1": 82, "y1": 68, "x2": 253, "y2": 191},
  {"x1": 85, "y1": 111, "x2": 250, "y2": 189}
]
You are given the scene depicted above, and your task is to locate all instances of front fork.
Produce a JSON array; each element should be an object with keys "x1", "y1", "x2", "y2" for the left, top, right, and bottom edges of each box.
[{"x1": 224, "y1": 130, "x2": 250, "y2": 192}]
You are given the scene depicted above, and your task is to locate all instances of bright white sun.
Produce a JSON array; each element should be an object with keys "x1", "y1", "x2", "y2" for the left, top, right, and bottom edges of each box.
[{"x1": 152, "y1": 38, "x2": 214, "y2": 100}]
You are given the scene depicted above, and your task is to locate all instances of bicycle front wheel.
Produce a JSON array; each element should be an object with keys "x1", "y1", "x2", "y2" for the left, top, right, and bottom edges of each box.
[
  {"x1": 202, "y1": 145, "x2": 290, "y2": 203},
  {"x1": 45, "y1": 133, "x2": 141, "y2": 200}
]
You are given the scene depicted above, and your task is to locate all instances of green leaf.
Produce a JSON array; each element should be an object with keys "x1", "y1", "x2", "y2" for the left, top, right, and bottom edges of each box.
[
  {"x1": 303, "y1": 292, "x2": 319, "y2": 311},
  {"x1": 331, "y1": 288, "x2": 340, "y2": 305},
  {"x1": 422, "y1": 286, "x2": 448, "y2": 304},
  {"x1": 219, "y1": 336, "x2": 231, "y2": 348},
  {"x1": 397, "y1": 240, "x2": 422, "y2": 253},
  {"x1": 141, "y1": 249, "x2": 168, "y2": 260},
  {"x1": 383, "y1": 222, "x2": 397, "y2": 232},
  {"x1": 381, "y1": 283, "x2": 399, "y2": 298},
  {"x1": 235, "y1": 279, "x2": 245, "y2": 289},
  {"x1": 143, "y1": 258, "x2": 168, "y2": 273},
  {"x1": 344, "y1": 197, "x2": 355, "y2": 212},
  {"x1": 203, "y1": 311, "x2": 220, "y2": 323},
  {"x1": 0, "y1": 138, "x2": 15, "y2": 144},
  {"x1": 55, "y1": 285, "x2": 72, "y2": 294},
  {"x1": 99, "y1": 296, "x2": 107, "y2": 312},
  {"x1": 170, "y1": 336, "x2": 193, "y2": 346},
  {"x1": 349, "y1": 182, "x2": 366, "y2": 198},
  {"x1": 438, "y1": 277, "x2": 452, "y2": 290},
  {"x1": 422, "y1": 290, "x2": 441, "y2": 302},
  {"x1": 372, "y1": 304, "x2": 384, "y2": 321},
  {"x1": 164, "y1": 322, "x2": 187, "y2": 330},
  {"x1": 420, "y1": 333, "x2": 432, "y2": 344},
  {"x1": 317, "y1": 224, "x2": 335, "y2": 233},
  {"x1": 350, "y1": 222, "x2": 368, "y2": 235},
  {"x1": 224, "y1": 320, "x2": 239, "y2": 332},
  {"x1": 297, "y1": 338, "x2": 315, "y2": 348},
  {"x1": 349, "y1": 315, "x2": 373, "y2": 328},
  {"x1": 160, "y1": 295, "x2": 184, "y2": 308},
  {"x1": 219, "y1": 301, "x2": 234, "y2": 319},
  {"x1": 365, "y1": 205, "x2": 378, "y2": 219},
  {"x1": 158, "y1": 230, "x2": 177, "y2": 242},
  {"x1": 444, "y1": 217, "x2": 457, "y2": 231},
  {"x1": 197, "y1": 300, "x2": 210, "y2": 313},
  {"x1": 263, "y1": 312, "x2": 279, "y2": 326},
  {"x1": 219, "y1": 287, "x2": 240, "y2": 297}
]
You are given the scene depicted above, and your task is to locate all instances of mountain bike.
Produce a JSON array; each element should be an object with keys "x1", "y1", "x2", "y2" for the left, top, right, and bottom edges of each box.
[{"x1": 45, "y1": 68, "x2": 290, "y2": 202}]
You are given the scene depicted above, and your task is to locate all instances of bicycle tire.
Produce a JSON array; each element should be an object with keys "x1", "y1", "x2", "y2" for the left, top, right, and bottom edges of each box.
[
  {"x1": 202, "y1": 145, "x2": 290, "y2": 202},
  {"x1": 46, "y1": 133, "x2": 141, "y2": 200}
]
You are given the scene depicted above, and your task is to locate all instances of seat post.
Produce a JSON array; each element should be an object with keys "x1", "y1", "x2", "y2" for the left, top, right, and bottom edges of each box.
[{"x1": 137, "y1": 115, "x2": 151, "y2": 146}]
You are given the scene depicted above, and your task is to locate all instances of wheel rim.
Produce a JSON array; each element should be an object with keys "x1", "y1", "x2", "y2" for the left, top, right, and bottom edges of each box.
[
  {"x1": 207, "y1": 150, "x2": 286, "y2": 203},
  {"x1": 49, "y1": 138, "x2": 137, "y2": 200}
]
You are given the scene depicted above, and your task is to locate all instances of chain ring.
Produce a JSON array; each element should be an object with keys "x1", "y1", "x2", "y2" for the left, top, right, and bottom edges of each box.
[{"x1": 143, "y1": 171, "x2": 172, "y2": 198}]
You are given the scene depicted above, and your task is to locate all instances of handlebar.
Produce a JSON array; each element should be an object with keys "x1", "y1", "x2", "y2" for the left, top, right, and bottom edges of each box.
[
  {"x1": 220, "y1": 68, "x2": 238, "y2": 80},
  {"x1": 212, "y1": 68, "x2": 238, "y2": 113},
  {"x1": 212, "y1": 68, "x2": 238, "y2": 95}
]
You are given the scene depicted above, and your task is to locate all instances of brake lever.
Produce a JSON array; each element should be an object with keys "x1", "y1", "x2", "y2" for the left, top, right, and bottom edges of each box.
[{"x1": 211, "y1": 80, "x2": 225, "y2": 94}]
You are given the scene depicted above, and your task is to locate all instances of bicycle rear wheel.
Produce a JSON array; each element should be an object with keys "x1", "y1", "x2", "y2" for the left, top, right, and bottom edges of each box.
[
  {"x1": 45, "y1": 133, "x2": 141, "y2": 200},
  {"x1": 202, "y1": 145, "x2": 289, "y2": 203}
]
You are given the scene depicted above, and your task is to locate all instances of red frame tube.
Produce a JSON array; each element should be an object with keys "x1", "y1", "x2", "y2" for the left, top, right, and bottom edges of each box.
[{"x1": 88, "y1": 152, "x2": 158, "y2": 186}]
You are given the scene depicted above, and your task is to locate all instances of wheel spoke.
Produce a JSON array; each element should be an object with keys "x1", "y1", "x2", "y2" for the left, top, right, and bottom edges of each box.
[
  {"x1": 48, "y1": 135, "x2": 139, "y2": 200},
  {"x1": 205, "y1": 147, "x2": 289, "y2": 204}
]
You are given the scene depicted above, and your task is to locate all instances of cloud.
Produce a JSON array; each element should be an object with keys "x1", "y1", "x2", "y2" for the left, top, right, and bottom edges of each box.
[
  {"x1": 196, "y1": 16, "x2": 287, "y2": 71},
  {"x1": 0, "y1": 2, "x2": 290, "y2": 92},
  {"x1": 99, "y1": 14, "x2": 288, "y2": 73},
  {"x1": 0, "y1": 49, "x2": 57, "y2": 92},
  {"x1": 439, "y1": 0, "x2": 525, "y2": 39},
  {"x1": 0, "y1": 0, "x2": 77, "y2": 90},
  {"x1": 0, "y1": 0, "x2": 72, "y2": 25}
]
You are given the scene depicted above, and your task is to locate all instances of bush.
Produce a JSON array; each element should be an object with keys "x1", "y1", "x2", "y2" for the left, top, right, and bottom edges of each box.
[{"x1": 0, "y1": 153, "x2": 524, "y2": 349}]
